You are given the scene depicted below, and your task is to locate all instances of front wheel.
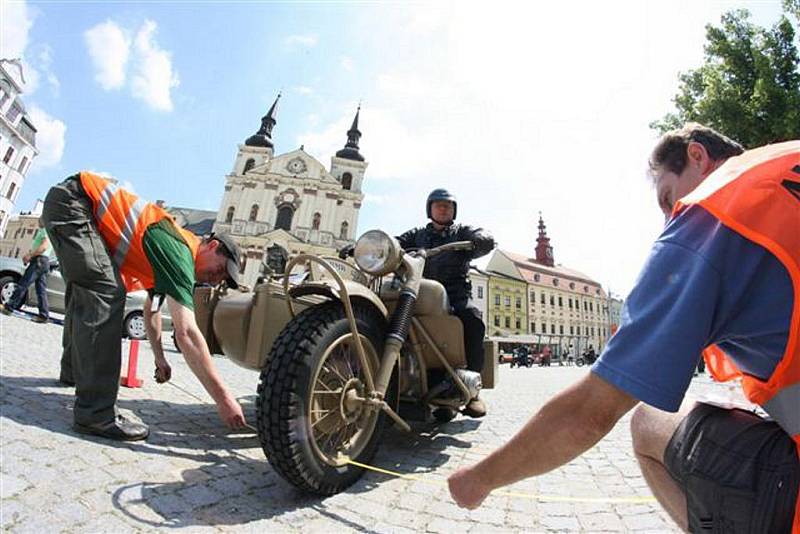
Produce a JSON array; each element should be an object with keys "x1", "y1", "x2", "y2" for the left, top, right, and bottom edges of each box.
[
  {"x1": 576, "y1": 357, "x2": 586, "y2": 367},
  {"x1": 257, "y1": 301, "x2": 388, "y2": 495},
  {"x1": 0, "y1": 275, "x2": 23, "y2": 307},
  {"x1": 124, "y1": 311, "x2": 147, "y2": 340}
]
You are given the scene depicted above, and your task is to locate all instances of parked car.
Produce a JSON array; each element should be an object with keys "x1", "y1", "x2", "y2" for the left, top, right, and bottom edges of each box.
[{"x1": 0, "y1": 255, "x2": 171, "y2": 339}]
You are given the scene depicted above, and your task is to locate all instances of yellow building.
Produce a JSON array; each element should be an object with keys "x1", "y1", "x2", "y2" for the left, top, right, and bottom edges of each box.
[
  {"x1": 487, "y1": 214, "x2": 610, "y2": 355},
  {"x1": 485, "y1": 270, "x2": 528, "y2": 337}
]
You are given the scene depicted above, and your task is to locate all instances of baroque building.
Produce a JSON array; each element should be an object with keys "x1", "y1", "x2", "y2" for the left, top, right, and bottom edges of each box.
[
  {"x1": 0, "y1": 59, "x2": 38, "y2": 237},
  {"x1": 486, "y1": 214, "x2": 610, "y2": 355},
  {"x1": 213, "y1": 95, "x2": 367, "y2": 286}
]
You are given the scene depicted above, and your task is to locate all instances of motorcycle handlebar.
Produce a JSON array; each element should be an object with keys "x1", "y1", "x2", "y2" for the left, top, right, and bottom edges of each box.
[{"x1": 422, "y1": 240, "x2": 474, "y2": 258}]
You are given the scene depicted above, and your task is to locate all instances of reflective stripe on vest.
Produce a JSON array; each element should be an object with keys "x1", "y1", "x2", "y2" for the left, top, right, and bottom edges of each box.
[{"x1": 93, "y1": 180, "x2": 149, "y2": 268}]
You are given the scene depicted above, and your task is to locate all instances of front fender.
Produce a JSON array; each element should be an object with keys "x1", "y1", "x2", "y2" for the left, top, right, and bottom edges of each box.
[{"x1": 289, "y1": 280, "x2": 388, "y2": 318}]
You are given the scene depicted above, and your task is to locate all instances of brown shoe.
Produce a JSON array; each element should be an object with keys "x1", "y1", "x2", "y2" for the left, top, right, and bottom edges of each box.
[
  {"x1": 462, "y1": 398, "x2": 487, "y2": 418},
  {"x1": 74, "y1": 414, "x2": 149, "y2": 441},
  {"x1": 32, "y1": 315, "x2": 48, "y2": 323}
]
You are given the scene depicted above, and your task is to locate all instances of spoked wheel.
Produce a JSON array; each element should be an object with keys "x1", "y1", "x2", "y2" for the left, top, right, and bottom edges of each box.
[{"x1": 257, "y1": 301, "x2": 388, "y2": 495}]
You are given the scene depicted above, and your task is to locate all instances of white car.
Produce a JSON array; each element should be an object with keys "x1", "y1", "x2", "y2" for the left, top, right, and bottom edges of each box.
[{"x1": 0, "y1": 255, "x2": 171, "y2": 339}]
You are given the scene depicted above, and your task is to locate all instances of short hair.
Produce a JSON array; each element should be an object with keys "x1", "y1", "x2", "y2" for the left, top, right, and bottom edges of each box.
[{"x1": 648, "y1": 123, "x2": 744, "y2": 181}]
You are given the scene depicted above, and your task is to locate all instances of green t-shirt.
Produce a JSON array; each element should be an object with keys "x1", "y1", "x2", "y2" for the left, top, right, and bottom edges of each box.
[
  {"x1": 142, "y1": 219, "x2": 196, "y2": 310},
  {"x1": 33, "y1": 227, "x2": 54, "y2": 258}
]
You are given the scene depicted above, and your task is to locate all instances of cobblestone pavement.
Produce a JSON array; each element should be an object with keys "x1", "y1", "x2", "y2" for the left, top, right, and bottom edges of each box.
[{"x1": 1, "y1": 311, "x2": 741, "y2": 532}]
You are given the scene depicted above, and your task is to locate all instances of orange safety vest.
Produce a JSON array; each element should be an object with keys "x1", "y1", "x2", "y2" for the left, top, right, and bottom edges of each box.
[
  {"x1": 672, "y1": 141, "x2": 800, "y2": 532},
  {"x1": 78, "y1": 171, "x2": 200, "y2": 292}
]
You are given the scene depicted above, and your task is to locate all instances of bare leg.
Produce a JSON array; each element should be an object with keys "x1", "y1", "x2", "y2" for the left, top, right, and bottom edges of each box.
[{"x1": 630, "y1": 400, "x2": 697, "y2": 532}]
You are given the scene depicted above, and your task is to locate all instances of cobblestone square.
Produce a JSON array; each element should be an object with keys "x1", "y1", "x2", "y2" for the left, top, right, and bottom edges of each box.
[{"x1": 0, "y1": 312, "x2": 731, "y2": 532}]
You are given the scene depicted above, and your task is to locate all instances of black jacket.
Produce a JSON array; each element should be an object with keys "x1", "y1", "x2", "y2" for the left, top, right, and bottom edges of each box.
[{"x1": 396, "y1": 223, "x2": 495, "y2": 308}]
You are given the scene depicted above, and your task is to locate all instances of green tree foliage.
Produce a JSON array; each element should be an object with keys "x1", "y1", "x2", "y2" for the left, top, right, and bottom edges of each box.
[{"x1": 651, "y1": 9, "x2": 800, "y2": 148}]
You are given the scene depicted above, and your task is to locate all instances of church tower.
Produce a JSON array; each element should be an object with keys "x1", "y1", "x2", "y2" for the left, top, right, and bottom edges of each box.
[
  {"x1": 232, "y1": 93, "x2": 280, "y2": 176},
  {"x1": 534, "y1": 212, "x2": 555, "y2": 267},
  {"x1": 330, "y1": 105, "x2": 368, "y2": 193}
]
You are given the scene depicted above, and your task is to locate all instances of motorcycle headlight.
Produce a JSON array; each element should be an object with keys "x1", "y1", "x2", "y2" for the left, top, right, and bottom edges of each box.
[{"x1": 354, "y1": 230, "x2": 402, "y2": 276}]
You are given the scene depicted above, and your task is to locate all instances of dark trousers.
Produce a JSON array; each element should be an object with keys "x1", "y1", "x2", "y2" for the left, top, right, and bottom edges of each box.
[
  {"x1": 41, "y1": 177, "x2": 126, "y2": 425},
  {"x1": 452, "y1": 305, "x2": 485, "y2": 372},
  {"x1": 9, "y1": 255, "x2": 50, "y2": 318}
]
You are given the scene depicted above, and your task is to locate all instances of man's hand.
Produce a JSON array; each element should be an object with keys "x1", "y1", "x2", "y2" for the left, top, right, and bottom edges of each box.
[
  {"x1": 22, "y1": 253, "x2": 30, "y2": 264},
  {"x1": 154, "y1": 356, "x2": 172, "y2": 383},
  {"x1": 217, "y1": 393, "x2": 247, "y2": 429},
  {"x1": 448, "y1": 466, "x2": 491, "y2": 509}
]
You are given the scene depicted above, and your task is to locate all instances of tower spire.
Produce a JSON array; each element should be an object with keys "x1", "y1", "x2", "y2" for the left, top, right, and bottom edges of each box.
[
  {"x1": 335, "y1": 104, "x2": 365, "y2": 162},
  {"x1": 245, "y1": 92, "x2": 281, "y2": 148},
  {"x1": 535, "y1": 212, "x2": 555, "y2": 267}
]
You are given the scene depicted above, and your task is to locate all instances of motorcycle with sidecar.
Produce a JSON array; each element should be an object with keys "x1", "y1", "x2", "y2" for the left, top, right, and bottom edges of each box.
[{"x1": 191, "y1": 229, "x2": 498, "y2": 495}]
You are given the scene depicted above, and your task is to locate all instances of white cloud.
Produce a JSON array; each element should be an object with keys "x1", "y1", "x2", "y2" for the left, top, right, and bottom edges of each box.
[
  {"x1": 294, "y1": 85, "x2": 314, "y2": 96},
  {"x1": 84, "y1": 20, "x2": 130, "y2": 90},
  {"x1": 340, "y1": 56, "x2": 355, "y2": 72},
  {"x1": 284, "y1": 34, "x2": 318, "y2": 48},
  {"x1": 0, "y1": 1, "x2": 40, "y2": 93},
  {"x1": 130, "y1": 20, "x2": 180, "y2": 112},
  {"x1": 27, "y1": 105, "x2": 66, "y2": 170}
]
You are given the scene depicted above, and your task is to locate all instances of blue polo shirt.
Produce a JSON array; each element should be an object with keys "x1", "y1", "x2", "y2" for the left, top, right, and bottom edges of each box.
[{"x1": 592, "y1": 205, "x2": 792, "y2": 412}]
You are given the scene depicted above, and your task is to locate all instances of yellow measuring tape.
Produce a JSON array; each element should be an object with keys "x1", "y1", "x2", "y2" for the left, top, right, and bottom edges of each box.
[{"x1": 345, "y1": 459, "x2": 657, "y2": 504}]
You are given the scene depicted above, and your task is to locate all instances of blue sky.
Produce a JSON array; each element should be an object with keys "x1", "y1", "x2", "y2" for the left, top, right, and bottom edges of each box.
[{"x1": 2, "y1": 0, "x2": 792, "y2": 296}]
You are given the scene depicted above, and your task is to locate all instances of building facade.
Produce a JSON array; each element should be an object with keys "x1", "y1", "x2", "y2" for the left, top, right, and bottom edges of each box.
[
  {"x1": 0, "y1": 60, "x2": 38, "y2": 238},
  {"x1": 487, "y1": 214, "x2": 610, "y2": 354},
  {"x1": 467, "y1": 266, "x2": 488, "y2": 320},
  {"x1": 485, "y1": 271, "x2": 528, "y2": 337},
  {"x1": 0, "y1": 200, "x2": 43, "y2": 258},
  {"x1": 213, "y1": 95, "x2": 367, "y2": 286}
]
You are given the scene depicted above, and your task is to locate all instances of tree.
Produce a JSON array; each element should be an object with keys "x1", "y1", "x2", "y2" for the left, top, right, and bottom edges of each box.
[{"x1": 651, "y1": 9, "x2": 800, "y2": 148}]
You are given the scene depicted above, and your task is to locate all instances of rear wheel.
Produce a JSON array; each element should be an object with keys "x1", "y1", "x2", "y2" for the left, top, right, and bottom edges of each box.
[
  {"x1": 257, "y1": 301, "x2": 388, "y2": 495},
  {"x1": 124, "y1": 311, "x2": 146, "y2": 340},
  {"x1": 0, "y1": 275, "x2": 23, "y2": 307}
]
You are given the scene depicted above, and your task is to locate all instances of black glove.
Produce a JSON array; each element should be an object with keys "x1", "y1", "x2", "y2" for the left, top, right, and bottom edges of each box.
[{"x1": 338, "y1": 244, "x2": 355, "y2": 259}]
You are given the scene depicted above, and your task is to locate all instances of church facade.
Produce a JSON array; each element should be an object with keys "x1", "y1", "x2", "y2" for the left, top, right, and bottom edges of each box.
[{"x1": 212, "y1": 94, "x2": 367, "y2": 286}]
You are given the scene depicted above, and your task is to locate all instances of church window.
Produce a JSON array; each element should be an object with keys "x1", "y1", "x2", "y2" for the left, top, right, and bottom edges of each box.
[
  {"x1": 558, "y1": 296, "x2": 563, "y2": 307},
  {"x1": 249, "y1": 204, "x2": 259, "y2": 222},
  {"x1": 550, "y1": 324, "x2": 555, "y2": 334},
  {"x1": 570, "y1": 325, "x2": 574, "y2": 335},
  {"x1": 243, "y1": 158, "x2": 255, "y2": 174},
  {"x1": 312, "y1": 212, "x2": 321, "y2": 230},
  {"x1": 339, "y1": 221, "x2": 349, "y2": 239},
  {"x1": 549, "y1": 295, "x2": 555, "y2": 306},
  {"x1": 559, "y1": 325, "x2": 564, "y2": 334},
  {"x1": 540, "y1": 293, "x2": 545, "y2": 304},
  {"x1": 534, "y1": 273, "x2": 540, "y2": 282},
  {"x1": 341, "y1": 172, "x2": 353, "y2": 190},
  {"x1": 3, "y1": 146, "x2": 14, "y2": 164},
  {"x1": 553, "y1": 278, "x2": 559, "y2": 286},
  {"x1": 225, "y1": 206, "x2": 235, "y2": 223},
  {"x1": 569, "y1": 282, "x2": 575, "y2": 289},
  {"x1": 18, "y1": 156, "x2": 27, "y2": 173},
  {"x1": 541, "y1": 322, "x2": 546, "y2": 333},
  {"x1": 5, "y1": 182, "x2": 16, "y2": 200},
  {"x1": 275, "y1": 205, "x2": 294, "y2": 231}
]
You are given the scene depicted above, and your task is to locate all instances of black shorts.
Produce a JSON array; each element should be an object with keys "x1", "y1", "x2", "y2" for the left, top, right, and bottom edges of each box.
[{"x1": 665, "y1": 402, "x2": 799, "y2": 533}]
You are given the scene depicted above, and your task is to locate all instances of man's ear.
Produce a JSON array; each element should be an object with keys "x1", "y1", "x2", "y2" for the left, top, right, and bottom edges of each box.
[
  {"x1": 205, "y1": 239, "x2": 220, "y2": 253},
  {"x1": 686, "y1": 141, "x2": 711, "y2": 171}
]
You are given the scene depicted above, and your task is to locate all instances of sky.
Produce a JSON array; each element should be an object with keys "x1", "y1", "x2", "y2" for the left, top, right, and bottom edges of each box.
[{"x1": 1, "y1": 0, "x2": 792, "y2": 297}]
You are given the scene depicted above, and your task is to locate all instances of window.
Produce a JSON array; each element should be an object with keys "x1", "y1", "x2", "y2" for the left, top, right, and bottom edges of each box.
[
  {"x1": 494, "y1": 316, "x2": 500, "y2": 327},
  {"x1": 249, "y1": 204, "x2": 259, "y2": 222},
  {"x1": 225, "y1": 206, "x2": 235, "y2": 223},
  {"x1": 18, "y1": 156, "x2": 27, "y2": 173},
  {"x1": 541, "y1": 322, "x2": 546, "y2": 333},
  {"x1": 569, "y1": 282, "x2": 575, "y2": 289},
  {"x1": 239, "y1": 255, "x2": 247, "y2": 274},
  {"x1": 584, "y1": 301, "x2": 588, "y2": 311},
  {"x1": 515, "y1": 297, "x2": 521, "y2": 309},
  {"x1": 5, "y1": 182, "x2": 15, "y2": 200},
  {"x1": 550, "y1": 295, "x2": 555, "y2": 306},
  {"x1": 559, "y1": 325, "x2": 564, "y2": 334},
  {"x1": 494, "y1": 294, "x2": 500, "y2": 306},
  {"x1": 341, "y1": 172, "x2": 353, "y2": 190},
  {"x1": 0, "y1": 86, "x2": 9, "y2": 108},
  {"x1": 530, "y1": 323, "x2": 536, "y2": 333},
  {"x1": 243, "y1": 158, "x2": 255, "y2": 174},
  {"x1": 505, "y1": 317, "x2": 510, "y2": 328},
  {"x1": 275, "y1": 205, "x2": 294, "y2": 231},
  {"x1": 14, "y1": 247, "x2": 20, "y2": 258},
  {"x1": 312, "y1": 212, "x2": 321, "y2": 230},
  {"x1": 589, "y1": 302, "x2": 594, "y2": 312},
  {"x1": 6, "y1": 102, "x2": 22, "y2": 123},
  {"x1": 477, "y1": 286, "x2": 483, "y2": 299},
  {"x1": 558, "y1": 296, "x2": 563, "y2": 307},
  {"x1": 534, "y1": 273, "x2": 540, "y2": 282},
  {"x1": 568, "y1": 298, "x2": 573, "y2": 309},
  {"x1": 570, "y1": 325, "x2": 574, "y2": 335},
  {"x1": 3, "y1": 146, "x2": 14, "y2": 164},
  {"x1": 339, "y1": 221, "x2": 349, "y2": 239},
  {"x1": 529, "y1": 290, "x2": 535, "y2": 302},
  {"x1": 553, "y1": 278, "x2": 559, "y2": 286},
  {"x1": 504, "y1": 296, "x2": 511, "y2": 307},
  {"x1": 592, "y1": 327, "x2": 595, "y2": 336},
  {"x1": 550, "y1": 324, "x2": 555, "y2": 334},
  {"x1": 540, "y1": 293, "x2": 545, "y2": 304},
  {"x1": 515, "y1": 319, "x2": 521, "y2": 330}
]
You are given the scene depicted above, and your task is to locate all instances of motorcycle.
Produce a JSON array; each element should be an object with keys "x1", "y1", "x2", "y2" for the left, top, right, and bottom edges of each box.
[{"x1": 193, "y1": 229, "x2": 498, "y2": 495}]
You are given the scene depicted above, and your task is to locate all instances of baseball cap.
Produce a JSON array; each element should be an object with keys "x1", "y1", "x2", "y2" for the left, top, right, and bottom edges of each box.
[{"x1": 209, "y1": 232, "x2": 242, "y2": 289}]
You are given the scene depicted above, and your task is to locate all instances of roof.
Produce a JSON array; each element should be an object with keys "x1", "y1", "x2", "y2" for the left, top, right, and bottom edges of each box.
[
  {"x1": 500, "y1": 249, "x2": 601, "y2": 287},
  {"x1": 166, "y1": 206, "x2": 217, "y2": 236}
]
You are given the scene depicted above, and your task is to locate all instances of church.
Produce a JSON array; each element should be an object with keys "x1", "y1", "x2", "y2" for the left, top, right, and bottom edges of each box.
[{"x1": 212, "y1": 94, "x2": 367, "y2": 287}]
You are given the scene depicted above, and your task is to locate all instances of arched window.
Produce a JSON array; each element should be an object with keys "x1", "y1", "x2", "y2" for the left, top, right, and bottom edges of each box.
[
  {"x1": 225, "y1": 206, "x2": 235, "y2": 223},
  {"x1": 341, "y1": 172, "x2": 353, "y2": 190},
  {"x1": 275, "y1": 205, "x2": 294, "y2": 231},
  {"x1": 243, "y1": 158, "x2": 255, "y2": 174},
  {"x1": 339, "y1": 221, "x2": 349, "y2": 239},
  {"x1": 249, "y1": 204, "x2": 259, "y2": 222},
  {"x1": 312, "y1": 212, "x2": 321, "y2": 230}
]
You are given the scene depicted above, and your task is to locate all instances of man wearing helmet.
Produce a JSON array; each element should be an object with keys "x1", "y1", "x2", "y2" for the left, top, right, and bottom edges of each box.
[{"x1": 396, "y1": 188, "x2": 495, "y2": 418}]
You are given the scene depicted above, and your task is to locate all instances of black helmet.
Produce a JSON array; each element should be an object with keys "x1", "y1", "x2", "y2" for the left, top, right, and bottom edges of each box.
[{"x1": 426, "y1": 188, "x2": 457, "y2": 220}]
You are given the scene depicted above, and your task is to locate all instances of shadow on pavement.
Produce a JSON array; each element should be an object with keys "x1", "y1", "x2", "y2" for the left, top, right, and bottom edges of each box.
[{"x1": 1, "y1": 374, "x2": 480, "y2": 530}]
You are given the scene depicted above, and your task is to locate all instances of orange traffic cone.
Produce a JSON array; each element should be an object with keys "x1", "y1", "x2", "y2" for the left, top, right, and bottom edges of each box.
[{"x1": 120, "y1": 339, "x2": 143, "y2": 388}]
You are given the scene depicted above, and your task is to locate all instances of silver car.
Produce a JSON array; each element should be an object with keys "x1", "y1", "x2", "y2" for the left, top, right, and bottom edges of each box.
[{"x1": 0, "y1": 255, "x2": 171, "y2": 339}]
